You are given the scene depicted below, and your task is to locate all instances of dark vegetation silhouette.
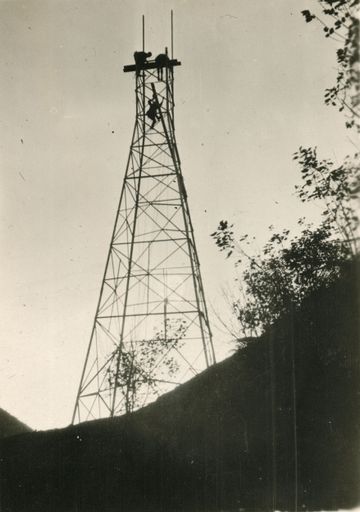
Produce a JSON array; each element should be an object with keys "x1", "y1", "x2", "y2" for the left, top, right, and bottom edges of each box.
[
  {"x1": 0, "y1": 2, "x2": 359, "y2": 511},
  {"x1": 0, "y1": 263, "x2": 359, "y2": 511},
  {"x1": 302, "y1": 0, "x2": 359, "y2": 132},
  {"x1": 211, "y1": 0, "x2": 359, "y2": 342},
  {"x1": 209, "y1": 2, "x2": 359, "y2": 509},
  {"x1": 107, "y1": 319, "x2": 187, "y2": 413},
  {"x1": 0, "y1": 408, "x2": 32, "y2": 439}
]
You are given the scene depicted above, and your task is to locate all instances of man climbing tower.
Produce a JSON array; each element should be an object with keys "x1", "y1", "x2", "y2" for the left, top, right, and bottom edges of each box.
[{"x1": 146, "y1": 97, "x2": 161, "y2": 129}]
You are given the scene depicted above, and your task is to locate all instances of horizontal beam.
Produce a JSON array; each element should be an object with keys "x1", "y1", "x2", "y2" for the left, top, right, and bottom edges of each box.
[
  {"x1": 97, "y1": 309, "x2": 198, "y2": 319},
  {"x1": 123, "y1": 59, "x2": 181, "y2": 73},
  {"x1": 113, "y1": 237, "x2": 187, "y2": 245}
]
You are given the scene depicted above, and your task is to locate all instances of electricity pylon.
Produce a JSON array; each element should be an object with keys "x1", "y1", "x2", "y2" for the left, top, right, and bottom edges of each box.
[{"x1": 72, "y1": 48, "x2": 215, "y2": 423}]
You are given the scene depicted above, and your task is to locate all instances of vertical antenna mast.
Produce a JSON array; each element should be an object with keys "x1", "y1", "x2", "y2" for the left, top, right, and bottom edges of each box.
[
  {"x1": 171, "y1": 10, "x2": 174, "y2": 59},
  {"x1": 142, "y1": 14, "x2": 145, "y2": 51},
  {"x1": 171, "y1": 10, "x2": 174, "y2": 121}
]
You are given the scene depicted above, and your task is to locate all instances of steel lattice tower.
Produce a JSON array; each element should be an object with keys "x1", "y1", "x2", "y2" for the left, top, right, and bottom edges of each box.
[{"x1": 72, "y1": 47, "x2": 215, "y2": 423}]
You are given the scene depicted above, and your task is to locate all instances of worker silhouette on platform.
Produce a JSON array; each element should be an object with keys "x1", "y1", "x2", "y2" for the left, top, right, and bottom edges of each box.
[
  {"x1": 155, "y1": 53, "x2": 170, "y2": 80},
  {"x1": 134, "y1": 51, "x2": 152, "y2": 73},
  {"x1": 146, "y1": 98, "x2": 161, "y2": 129}
]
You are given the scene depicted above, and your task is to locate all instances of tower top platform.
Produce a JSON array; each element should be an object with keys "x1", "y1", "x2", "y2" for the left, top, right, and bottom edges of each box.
[{"x1": 123, "y1": 58, "x2": 181, "y2": 73}]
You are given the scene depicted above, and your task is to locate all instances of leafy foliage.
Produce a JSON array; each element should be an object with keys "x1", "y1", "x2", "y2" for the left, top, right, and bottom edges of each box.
[
  {"x1": 293, "y1": 146, "x2": 360, "y2": 253},
  {"x1": 211, "y1": 0, "x2": 360, "y2": 343},
  {"x1": 301, "y1": 0, "x2": 360, "y2": 131},
  {"x1": 211, "y1": 221, "x2": 350, "y2": 337},
  {"x1": 107, "y1": 318, "x2": 187, "y2": 413}
]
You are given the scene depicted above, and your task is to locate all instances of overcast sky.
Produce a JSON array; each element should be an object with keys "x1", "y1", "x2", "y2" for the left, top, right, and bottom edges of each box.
[{"x1": 0, "y1": 0, "x2": 353, "y2": 430}]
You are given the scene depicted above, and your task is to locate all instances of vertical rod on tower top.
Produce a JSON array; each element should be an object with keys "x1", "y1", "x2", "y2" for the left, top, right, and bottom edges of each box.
[
  {"x1": 171, "y1": 10, "x2": 174, "y2": 59},
  {"x1": 142, "y1": 15, "x2": 145, "y2": 51}
]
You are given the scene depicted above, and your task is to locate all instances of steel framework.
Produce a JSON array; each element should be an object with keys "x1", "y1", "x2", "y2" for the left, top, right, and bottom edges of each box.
[{"x1": 72, "y1": 51, "x2": 215, "y2": 423}]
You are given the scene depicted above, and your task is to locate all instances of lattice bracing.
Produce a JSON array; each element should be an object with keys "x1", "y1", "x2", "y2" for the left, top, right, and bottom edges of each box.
[{"x1": 72, "y1": 53, "x2": 215, "y2": 423}]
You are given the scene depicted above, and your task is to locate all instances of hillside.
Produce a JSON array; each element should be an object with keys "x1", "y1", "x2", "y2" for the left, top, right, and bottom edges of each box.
[
  {"x1": 0, "y1": 262, "x2": 359, "y2": 511},
  {"x1": 0, "y1": 408, "x2": 32, "y2": 439}
]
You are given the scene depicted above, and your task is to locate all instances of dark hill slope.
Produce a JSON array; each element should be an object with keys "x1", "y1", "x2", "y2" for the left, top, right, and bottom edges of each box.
[
  {"x1": 0, "y1": 408, "x2": 32, "y2": 439},
  {"x1": 1, "y1": 263, "x2": 359, "y2": 511}
]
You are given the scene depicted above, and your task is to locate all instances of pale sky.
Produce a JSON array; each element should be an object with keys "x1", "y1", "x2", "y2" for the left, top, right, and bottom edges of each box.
[{"x1": 0, "y1": 0, "x2": 353, "y2": 430}]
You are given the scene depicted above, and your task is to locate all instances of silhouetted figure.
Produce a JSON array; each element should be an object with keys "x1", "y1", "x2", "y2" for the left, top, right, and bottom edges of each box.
[
  {"x1": 155, "y1": 53, "x2": 170, "y2": 80},
  {"x1": 146, "y1": 98, "x2": 161, "y2": 129},
  {"x1": 134, "y1": 51, "x2": 152, "y2": 73}
]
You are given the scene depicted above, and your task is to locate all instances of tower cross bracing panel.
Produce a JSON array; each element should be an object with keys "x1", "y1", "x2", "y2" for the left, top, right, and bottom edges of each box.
[{"x1": 72, "y1": 53, "x2": 215, "y2": 423}]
